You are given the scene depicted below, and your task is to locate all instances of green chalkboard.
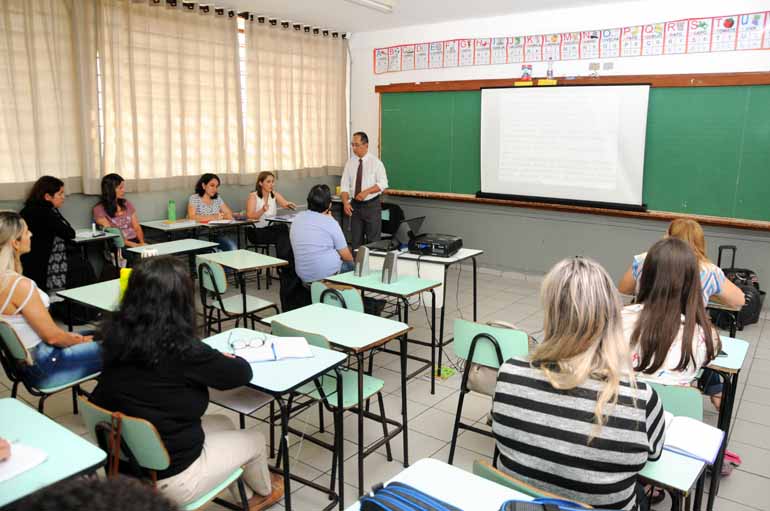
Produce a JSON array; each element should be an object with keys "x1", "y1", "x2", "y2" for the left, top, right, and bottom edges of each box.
[{"x1": 380, "y1": 86, "x2": 770, "y2": 222}]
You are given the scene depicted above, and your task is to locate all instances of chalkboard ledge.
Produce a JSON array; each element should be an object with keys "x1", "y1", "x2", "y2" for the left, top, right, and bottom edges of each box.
[{"x1": 384, "y1": 190, "x2": 770, "y2": 232}]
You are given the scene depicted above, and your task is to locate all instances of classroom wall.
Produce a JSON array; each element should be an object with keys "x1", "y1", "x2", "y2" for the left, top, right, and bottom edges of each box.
[{"x1": 348, "y1": 0, "x2": 770, "y2": 307}]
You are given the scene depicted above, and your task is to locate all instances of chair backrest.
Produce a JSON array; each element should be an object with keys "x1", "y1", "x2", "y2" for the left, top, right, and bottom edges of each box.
[
  {"x1": 197, "y1": 258, "x2": 228, "y2": 295},
  {"x1": 271, "y1": 320, "x2": 331, "y2": 350},
  {"x1": 648, "y1": 382, "x2": 703, "y2": 421},
  {"x1": 0, "y1": 318, "x2": 32, "y2": 365},
  {"x1": 454, "y1": 319, "x2": 528, "y2": 369},
  {"x1": 472, "y1": 459, "x2": 590, "y2": 504},
  {"x1": 104, "y1": 227, "x2": 125, "y2": 249},
  {"x1": 78, "y1": 396, "x2": 171, "y2": 472},
  {"x1": 311, "y1": 281, "x2": 364, "y2": 313}
]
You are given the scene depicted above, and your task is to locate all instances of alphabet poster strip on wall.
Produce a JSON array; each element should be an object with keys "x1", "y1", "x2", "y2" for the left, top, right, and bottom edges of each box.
[{"x1": 373, "y1": 11, "x2": 770, "y2": 74}]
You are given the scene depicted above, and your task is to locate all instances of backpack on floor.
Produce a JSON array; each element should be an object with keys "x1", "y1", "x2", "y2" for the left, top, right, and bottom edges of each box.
[
  {"x1": 713, "y1": 245, "x2": 765, "y2": 329},
  {"x1": 359, "y1": 482, "x2": 464, "y2": 511},
  {"x1": 500, "y1": 498, "x2": 602, "y2": 511}
]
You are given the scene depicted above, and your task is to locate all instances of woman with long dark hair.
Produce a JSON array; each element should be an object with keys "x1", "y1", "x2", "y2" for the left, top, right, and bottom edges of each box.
[
  {"x1": 91, "y1": 256, "x2": 282, "y2": 509},
  {"x1": 623, "y1": 238, "x2": 721, "y2": 386},
  {"x1": 19, "y1": 176, "x2": 76, "y2": 292},
  {"x1": 93, "y1": 174, "x2": 145, "y2": 247}
]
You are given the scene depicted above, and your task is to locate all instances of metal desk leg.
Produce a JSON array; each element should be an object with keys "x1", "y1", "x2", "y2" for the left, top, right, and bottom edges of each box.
[
  {"x1": 707, "y1": 370, "x2": 739, "y2": 511},
  {"x1": 471, "y1": 257, "x2": 478, "y2": 321},
  {"x1": 356, "y1": 352, "x2": 365, "y2": 496},
  {"x1": 430, "y1": 289, "x2": 437, "y2": 394},
  {"x1": 276, "y1": 397, "x2": 293, "y2": 510},
  {"x1": 335, "y1": 367, "x2": 345, "y2": 510},
  {"x1": 67, "y1": 300, "x2": 73, "y2": 332},
  {"x1": 239, "y1": 272, "x2": 248, "y2": 327},
  {"x1": 400, "y1": 333, "x2": 410, "y2": 467}
]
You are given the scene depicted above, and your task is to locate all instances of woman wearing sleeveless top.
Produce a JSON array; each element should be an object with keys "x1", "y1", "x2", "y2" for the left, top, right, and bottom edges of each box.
[
  {"x1": 0, "y1": 211, "x2": 101, "y2": 389},
  {"x1": 245, "y1": 171, "x2": 296, "y2": 247}
]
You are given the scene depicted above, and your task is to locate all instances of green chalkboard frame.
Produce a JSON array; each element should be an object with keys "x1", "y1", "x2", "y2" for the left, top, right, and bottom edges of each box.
[{"x1": 377, "y1": 72, "x2": 770, "y2": 230}]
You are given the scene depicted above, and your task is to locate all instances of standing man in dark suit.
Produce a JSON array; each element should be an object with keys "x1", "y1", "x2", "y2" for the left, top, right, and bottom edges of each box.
[{"x1": 340, "y1": 131, "x2": 389, "y2": 249}]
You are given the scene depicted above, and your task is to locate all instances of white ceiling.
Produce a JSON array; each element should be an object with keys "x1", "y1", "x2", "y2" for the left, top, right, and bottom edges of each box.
[{"x1": 223, "y1": 0, "x2": 631, "y2": 33}]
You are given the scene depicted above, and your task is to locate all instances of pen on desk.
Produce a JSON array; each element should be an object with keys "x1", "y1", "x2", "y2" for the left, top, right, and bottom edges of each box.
[{"x1": 226, "y1": 330, "x2": 234, "y2": 353}]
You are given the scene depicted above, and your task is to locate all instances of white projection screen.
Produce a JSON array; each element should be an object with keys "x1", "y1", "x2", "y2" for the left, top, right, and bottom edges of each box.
[{"x1": 480, "y1": 85, "x2": 650, "y2": 208}]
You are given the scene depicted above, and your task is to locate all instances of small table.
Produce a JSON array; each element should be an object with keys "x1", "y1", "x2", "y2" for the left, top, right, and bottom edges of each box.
[
  {"x1": 264, "y1": 303, "x2": 410, "y2": 497},
  {"x1": 706, "y1": 301, "x2": 741, "y2": 337},
  {"x1": 202, "y1": 329, "x2": 347, "y2": 511},
  {"x1": 343, "y1": 458, "x2": 531, "y2": 511},
  {"x1": 704, "y1": 336, "x2": 749, "y2": 511},
  {"x1": 368, "y1": 248, "x2": 484, "y2": 377},
  {"x1": 196, "y1": 250, "x2": 288, "y2": 324},
  {"x1": 0, "y1": 398, "x2": 107, "y2": 508},
  {"x1": 56, "y1": 279, "x2": 120, "y2": 331},
  {"x1": 324, "y1": 271, "x2": 442, "y2": 393},
  {"x1": 640, "y1": 449, "x2": 706, "y2": 511},
  {"x1": 126, "y1": 238, "x2": 218, "y2": 270},
  {"x1": 72, "y1": 230, "x2": 121, "y2": 265},
  {"x1": 140, "y1": 219, "x2": 201, "y2": 240}
]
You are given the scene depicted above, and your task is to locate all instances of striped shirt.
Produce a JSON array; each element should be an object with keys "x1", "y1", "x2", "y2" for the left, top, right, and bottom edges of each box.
[{"x1": 492, "y1": 357, "x2": 665, "y2": 510}]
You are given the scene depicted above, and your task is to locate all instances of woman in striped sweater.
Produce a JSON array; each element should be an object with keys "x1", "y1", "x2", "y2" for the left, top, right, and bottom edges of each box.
[{"x1": 492, "y1": 257, "x2": 666, "y2": 511}]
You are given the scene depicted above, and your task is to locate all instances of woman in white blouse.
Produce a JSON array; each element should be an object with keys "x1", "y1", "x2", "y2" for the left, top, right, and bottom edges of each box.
[{"x1": 245, "y1": 171, "x2": 295, "y2": 247}]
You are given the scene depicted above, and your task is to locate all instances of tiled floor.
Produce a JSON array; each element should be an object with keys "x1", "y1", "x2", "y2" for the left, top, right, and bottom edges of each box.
[{"x1": 4, "y1": 267, "x2": 769, "y2": 510}]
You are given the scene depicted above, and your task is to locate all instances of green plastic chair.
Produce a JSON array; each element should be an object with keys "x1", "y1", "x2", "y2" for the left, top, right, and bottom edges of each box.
[
  {"x1": 311, "y1": 281, "x2": 365, "y2": 313},
  {"x1": 270, "y1": 320, "x2": 393, "y2": 495},
  {"x1": 78, "y1": 397, "x2": 249, "y2": 511},
  {"x1": 473, "y1": 459, "x2": 593, "y2": 505},
  {"x1": 448, "y1": 319, "x2": 529, "y2": 465},
  {"x1": 197, "y1": 258, "x2": 279, "y2": 335},
  {"x1": 0, "y1": 318, "x2": 98, "y2": 415}
]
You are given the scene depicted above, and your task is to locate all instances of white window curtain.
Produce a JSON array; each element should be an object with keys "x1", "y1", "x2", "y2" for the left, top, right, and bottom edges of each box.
[
  {"x1": 0, "y1": 0, "x2": 94, "y2": 199},
  {"x1": 94, "y1": 1, "x2": 242, "y2": 193},
  {"x1": 242, "y1": 21, "x2": 348, "y2": 177}
]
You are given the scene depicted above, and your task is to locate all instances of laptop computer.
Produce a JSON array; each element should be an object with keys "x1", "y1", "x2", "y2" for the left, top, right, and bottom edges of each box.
[{"x1": 366, "y1": 216, "x2": 426, "y2": 252}]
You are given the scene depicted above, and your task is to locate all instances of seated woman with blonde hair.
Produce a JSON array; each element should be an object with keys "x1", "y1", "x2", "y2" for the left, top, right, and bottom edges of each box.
[
  {"x1": 0, "y1": 211, "x2": 100, "y2": 390},
  {"x1": 618, "y1": 218, "x2": 745, "y2": 308},
  {"x1": 493, "y1": 256, "x2": 665, "y2": 511}
]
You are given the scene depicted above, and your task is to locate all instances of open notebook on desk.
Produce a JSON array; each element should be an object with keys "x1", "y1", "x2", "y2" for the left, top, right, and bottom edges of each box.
[
  {"x1": 663, "y1": 411, "x2": 724, "y2": 465},
  {"x1": 227, "y1": 332, "x2": 313, "y2": 363}
]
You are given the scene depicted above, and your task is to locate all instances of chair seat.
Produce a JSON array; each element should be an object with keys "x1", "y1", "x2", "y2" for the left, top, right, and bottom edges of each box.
[
  {"x1": 183, "y1": 467, "x2": 243, "y2": 511},
  {"x1": 209, "y1": 387, "x2": 273, "y2": 415},
  {"x1": 214, "y1": 294, "x2": 276, "y2": 315},
  {"x1": 297, "y1": 369, "x2": 384, "y2": 409},
  {"x1": 38, "y1": 371, "x2": 100, "y2": 394}
]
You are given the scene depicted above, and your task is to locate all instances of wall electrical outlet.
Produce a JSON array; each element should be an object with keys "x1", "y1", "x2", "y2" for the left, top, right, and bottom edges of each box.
[{"x1": 603, "y1": 62, "x2": 614, "y2": 70}]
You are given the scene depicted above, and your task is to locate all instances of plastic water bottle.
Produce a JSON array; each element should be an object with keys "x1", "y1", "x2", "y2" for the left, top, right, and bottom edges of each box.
[
  {"x1": 167, "y1": 200, "x2": 176, "y2": 222},
  {"x1": 546, "y1": 58, "x2": 554, "y2": 79}
]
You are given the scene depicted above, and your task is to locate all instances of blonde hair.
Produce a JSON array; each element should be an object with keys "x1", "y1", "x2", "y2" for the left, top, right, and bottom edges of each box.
[
  {"x1": 667, "y1": 218, "x2": 708, "y2": 264},
  {"x1": 0, "y1": 211, "x2": 25, "y2": 275},
  {"x1": 532, "y1": 257, "x2": 634, "y2": 433}
]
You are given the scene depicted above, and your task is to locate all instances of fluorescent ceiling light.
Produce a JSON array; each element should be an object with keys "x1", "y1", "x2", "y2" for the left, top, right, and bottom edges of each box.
[{"x1": 343, "y1": 0, "x2": 396, "y2": 14}]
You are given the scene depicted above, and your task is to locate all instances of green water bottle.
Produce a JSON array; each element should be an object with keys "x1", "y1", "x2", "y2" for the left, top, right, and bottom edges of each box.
[{"x1": 167, "y1": 200, "x2": 176, "y2": 222}]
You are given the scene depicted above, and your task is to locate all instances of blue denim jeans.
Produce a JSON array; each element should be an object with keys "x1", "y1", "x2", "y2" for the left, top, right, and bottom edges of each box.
[
  {"x1": 212, "y1": 235, "x2": 237, "y2": 252},
  {"x1": 25, "y1": 339, "x2": 102, "y2": 390},
  {"x1": 340, "y1": 261, "x2": 355, "y2": 273}
]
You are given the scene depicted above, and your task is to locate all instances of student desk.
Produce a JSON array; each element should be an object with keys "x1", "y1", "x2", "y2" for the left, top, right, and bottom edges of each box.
[
  {"x1": 264, "y1": 303, "x2": 410, "y2": 497},
  {"x1": 126, "y1": 238, "x2": 218, "y2": 270},
  {"x1": 343, "y1": 458, "x2": 531, "y2": 511},
  {"x1": 140, "y1": 219, "x2": 200, "y2": 240},
  {"x1": 72, "y1": 229, "x2": 120, "y2": 265},
  {"x1": 640, "y1": 450, "x2": 707, "y2": 511},
  {"x1": 367, "y1": 248, "x2": 484, "y2": 377},
  {"x1": 196, "y1": 250, "x2": 287, "y2": 325},
  {"x1": 202, "y1": 329, "x2": 347, "y2": 511},
  {"x1": 705, "y1": 336, "x2": 749, "y2": 511},
  {"x1": 0, "y1": 398, "x2": 107, "y2": 508},
  {"x1": 706, "y1": 301, "x2": 741, "y2": 337},
  {"x1": 323, "y1": 271, "x2": 443, "y2": 393},
  {"x1": 56, "y1": 279, "x2": 120, "y2": 331}
]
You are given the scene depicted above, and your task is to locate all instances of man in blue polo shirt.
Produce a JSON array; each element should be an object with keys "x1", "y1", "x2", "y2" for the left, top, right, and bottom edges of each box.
[{"x1": 290, "y1": 184, "x2": 354, "y2": 283}]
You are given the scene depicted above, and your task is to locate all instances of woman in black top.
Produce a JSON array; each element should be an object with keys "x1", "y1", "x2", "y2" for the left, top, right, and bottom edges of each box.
[
  {"x1": 91, "y1": 256, "x2": 282, "y2": 509},
  {"x1": 19, "y1": 176, "x2": 75, "y2": 292}
]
